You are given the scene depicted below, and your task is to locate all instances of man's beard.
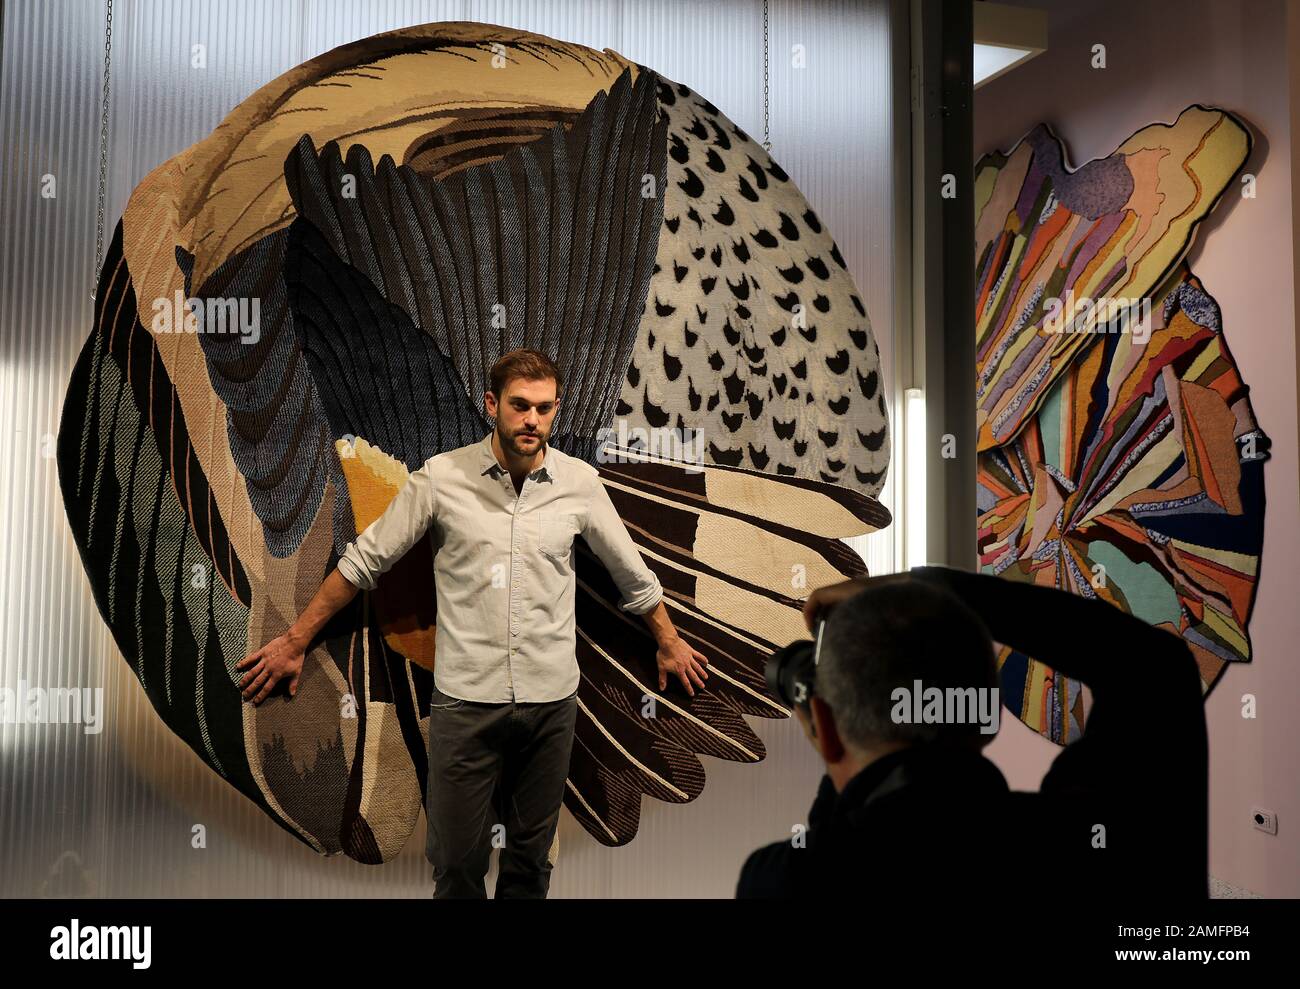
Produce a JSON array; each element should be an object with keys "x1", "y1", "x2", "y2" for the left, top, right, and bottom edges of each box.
[{"x1": 498, "y1": 422, "x2": 546, "y2": 458}]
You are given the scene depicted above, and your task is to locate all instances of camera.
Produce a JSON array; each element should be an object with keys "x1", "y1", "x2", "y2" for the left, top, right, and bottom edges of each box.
[{"x1": 765, "y1": 616, "x2": 827, "y2": 710}]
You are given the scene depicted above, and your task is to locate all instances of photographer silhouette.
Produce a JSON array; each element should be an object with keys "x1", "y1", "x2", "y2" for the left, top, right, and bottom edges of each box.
[{"x1": 737, "y1": 566, "x2": 1208, "y2": 901}]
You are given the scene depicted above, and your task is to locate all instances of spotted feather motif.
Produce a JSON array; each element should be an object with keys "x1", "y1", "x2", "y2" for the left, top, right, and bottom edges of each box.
[{"x1": 620, "y1": 78, "x2": 890, "y2": 494}]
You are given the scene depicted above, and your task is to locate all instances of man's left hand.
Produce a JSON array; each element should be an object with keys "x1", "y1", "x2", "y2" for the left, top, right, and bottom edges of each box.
[{"x1": 655, "y1": 635, "x2": 709, "y2": 696}]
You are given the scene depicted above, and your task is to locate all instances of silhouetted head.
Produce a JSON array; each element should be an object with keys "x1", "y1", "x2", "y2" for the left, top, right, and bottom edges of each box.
[{"x1": 817, "y1": 576, "x2": 999, "y2": 757}]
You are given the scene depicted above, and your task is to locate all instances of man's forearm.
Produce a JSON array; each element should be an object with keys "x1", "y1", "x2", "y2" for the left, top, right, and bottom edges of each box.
[
  {"x1": 639, "y1": 599, "x2": 678, "y2": 645},
  {"x1": 912, "y1": 566, "x2": 1195, "y2": 690},
  {"x1": 287, "y1": 568, "x2": 362, "y2": 649}
]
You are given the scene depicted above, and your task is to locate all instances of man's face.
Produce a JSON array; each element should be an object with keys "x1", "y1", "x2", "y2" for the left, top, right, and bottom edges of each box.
[{"x1": 486, "y1": 376, "x2": 560, "y2": 457}]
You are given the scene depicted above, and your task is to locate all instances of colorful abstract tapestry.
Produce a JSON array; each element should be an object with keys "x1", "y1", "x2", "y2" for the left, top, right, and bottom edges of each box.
[
  {"x1": 976, "y1": 105, "x2": 1248, "y2": 450},
  {"x1": 974, "y1": 108, "x2": 1268, "y2": 744},
  {"x1": 56, "y1": 22, "x2": 891, "y2": 861}
]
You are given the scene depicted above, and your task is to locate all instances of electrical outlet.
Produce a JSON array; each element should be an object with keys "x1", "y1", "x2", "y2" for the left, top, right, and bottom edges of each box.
[{"x1": 1251, "y1": 807, "x2": 1277, "y2": 835}]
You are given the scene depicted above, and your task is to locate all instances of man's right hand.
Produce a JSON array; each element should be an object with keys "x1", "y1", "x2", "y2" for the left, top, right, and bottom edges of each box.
[
  {"x1": 802, "y1": 571, "x2": 922, "y2": 633},
  {"x1": 237, "y1": 631, "x2": 306, "y2": 704},
  {"x1": 801, "y1": 576, "x2": 874, "y2": 633}
]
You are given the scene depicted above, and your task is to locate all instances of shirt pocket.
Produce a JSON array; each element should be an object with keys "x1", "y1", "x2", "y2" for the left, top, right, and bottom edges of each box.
[{"x1": 537, "y1": 511, "x2": 580, "y2": 562}]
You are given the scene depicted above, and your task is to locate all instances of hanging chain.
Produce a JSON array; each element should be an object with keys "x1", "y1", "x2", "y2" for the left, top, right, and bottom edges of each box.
[
  {"x1": 91, "y1": 0, "x2": 114, "y2": 302},
  {"x1": 762, "y1": 0, "x2": 771, "y2": 152}
]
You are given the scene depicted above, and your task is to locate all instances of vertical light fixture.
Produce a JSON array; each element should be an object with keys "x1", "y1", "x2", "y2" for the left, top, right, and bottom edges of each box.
[{"x1": 903, "y1": 386, "x2": 926, "y2": 569}]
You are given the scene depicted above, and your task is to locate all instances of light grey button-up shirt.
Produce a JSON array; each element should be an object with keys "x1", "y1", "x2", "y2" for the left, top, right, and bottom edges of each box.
[{"x1": 336, "y1": 432, "x2": 664, "y2": 703}]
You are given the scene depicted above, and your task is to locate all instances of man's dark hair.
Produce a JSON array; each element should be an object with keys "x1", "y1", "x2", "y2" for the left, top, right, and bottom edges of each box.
[
  {"x1": 489, "y1": 348, "x2": 565, "y2": 401},
  {"x1": 817, "y1": 577, "x2": 998, "y2": 750}
]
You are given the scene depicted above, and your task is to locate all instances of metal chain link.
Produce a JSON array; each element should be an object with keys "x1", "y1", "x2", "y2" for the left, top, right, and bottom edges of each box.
[
  {"x1": 762, "y1": 0, "x2": 771, "y2": 152},
  {"x1": 91, "y1": 0, "x2": 113, "y2": 302}
]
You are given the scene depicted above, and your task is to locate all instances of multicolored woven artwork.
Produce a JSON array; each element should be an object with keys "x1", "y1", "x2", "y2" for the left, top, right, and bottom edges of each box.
[
  {"x1": 56, "y1": 23, "x2": 891, "y2": 861},
  {"x1": 974, "y1": 107, "x2": 1268, "y2": 744}
]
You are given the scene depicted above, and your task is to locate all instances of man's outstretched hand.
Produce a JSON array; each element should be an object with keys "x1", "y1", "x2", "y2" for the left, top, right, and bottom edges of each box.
[
  {"x1": 801, "y1": 571, "x2": 918, "y2": 633},
  {"x1": 655, "y1": 634, "x2": 710, "y2": 697},
  {"x1": 237, "y1": 631, "x2": 306, "y2": 704},
  {"x1": 801, "y1": 576, "x2": 870, "y2": 633}
]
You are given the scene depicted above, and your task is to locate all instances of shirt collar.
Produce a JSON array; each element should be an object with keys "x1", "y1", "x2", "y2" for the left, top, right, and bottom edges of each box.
[{"x1": 478, "y1": 431, "x2": 558, "y2": 482}]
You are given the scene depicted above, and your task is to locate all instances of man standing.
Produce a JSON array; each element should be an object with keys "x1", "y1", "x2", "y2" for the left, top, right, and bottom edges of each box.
[{"x1": 236, "y1": 348, "x2": 709, "y2": 897}]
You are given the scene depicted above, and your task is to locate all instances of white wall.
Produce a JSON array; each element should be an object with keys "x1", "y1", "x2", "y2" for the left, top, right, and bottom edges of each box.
[{"x1": 976, "y1": 0, "x2": 1300, "y2": 899}]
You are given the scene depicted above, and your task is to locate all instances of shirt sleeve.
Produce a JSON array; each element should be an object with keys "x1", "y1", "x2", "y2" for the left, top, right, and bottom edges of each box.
[
  {"x1": 581, "y1": 474, "x2": 663, "y2": 615},
  {"x1": 336, "y1": 457, "x2": 439, "y2": 591}
]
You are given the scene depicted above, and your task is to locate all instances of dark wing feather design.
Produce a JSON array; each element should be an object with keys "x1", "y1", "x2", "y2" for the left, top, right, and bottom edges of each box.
[
  {"x1": 280, "y1": 65, "x2": 667, "y2": 462},
  {"x1": 58, "y1": 223, "x2": 278, "y2": 832},
  {"x1": 283, "y1": 215, "x2": 487, "y2": 465},
  {"x1": 563, "y1": 444, "x2": 884, "y2": 843},
  {"x1": 175, "y1": 233, "x2": 338, "y2": 559}
]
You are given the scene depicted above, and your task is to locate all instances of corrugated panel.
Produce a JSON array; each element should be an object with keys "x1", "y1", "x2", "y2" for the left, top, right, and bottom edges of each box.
[
  {"x1": 2, "y1": 0, "x2": 120, "y2": 902},
  {"x1": 0, "y1": 0, "x2": 900, "y2": 898}
]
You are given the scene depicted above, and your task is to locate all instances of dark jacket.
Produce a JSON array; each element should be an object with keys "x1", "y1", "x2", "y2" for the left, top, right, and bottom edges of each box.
[{"x1": 736, "y1": 566, "x2": 1209, "y2": 900}]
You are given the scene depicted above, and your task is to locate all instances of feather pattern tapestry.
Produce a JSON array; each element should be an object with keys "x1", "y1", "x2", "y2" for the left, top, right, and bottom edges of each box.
[
  {"x1": 57, "y1": 22, "x2": 892, "y2": 862},
  {"x1": 974, "y1": 106, "x2": 1269, "y2": 745}
]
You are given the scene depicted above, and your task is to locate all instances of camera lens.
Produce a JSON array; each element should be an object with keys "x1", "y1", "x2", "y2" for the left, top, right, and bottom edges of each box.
[{"x1": 765, "y1": 638, "x2": 817, "y2": 709}]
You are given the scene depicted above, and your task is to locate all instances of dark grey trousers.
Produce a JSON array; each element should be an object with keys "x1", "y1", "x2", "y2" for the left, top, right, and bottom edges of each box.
[{"x1": 424, "y1": 682, "x2": 578, "y2": 898}]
